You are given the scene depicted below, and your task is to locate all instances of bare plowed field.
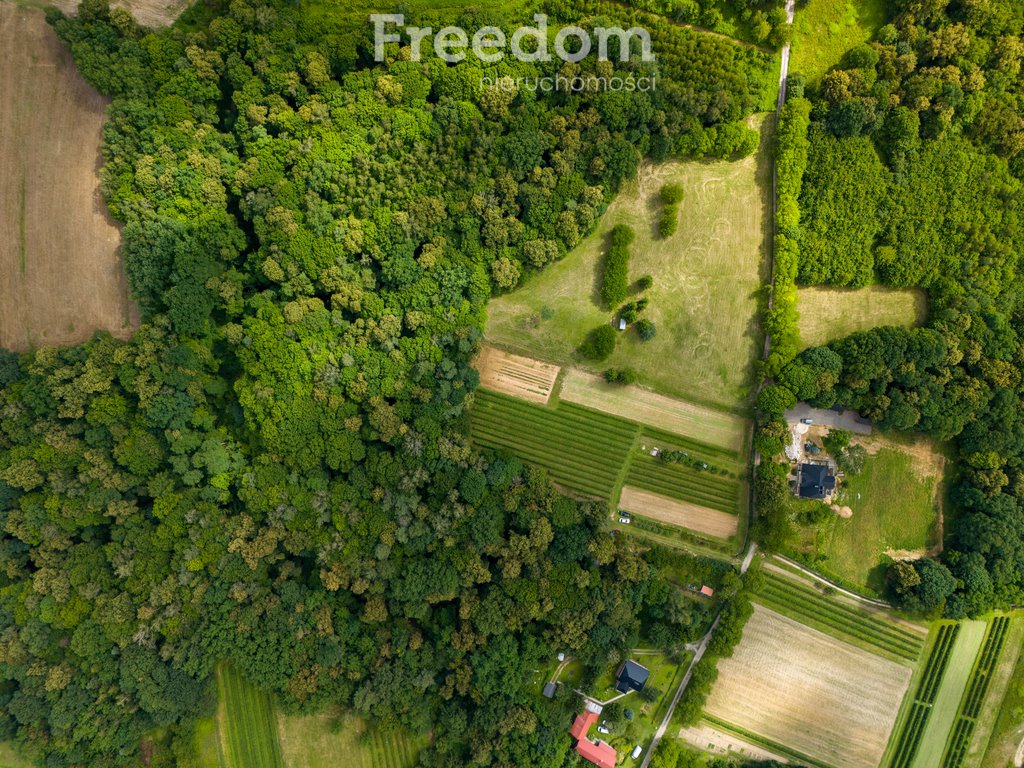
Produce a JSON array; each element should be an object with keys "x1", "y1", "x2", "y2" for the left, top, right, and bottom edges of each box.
[
  {"x1": 0, "y1": 5, "x2": 138, "y2": 351},
  {"x1": 619, "y1": 486, "x2": 738, "y2": 539},
  {"x1": 706, "y1": 605, "x2": 912, "y2": 768},
  {"x1": 475, "y1": 346, "x2": 560, "y2": 405}
]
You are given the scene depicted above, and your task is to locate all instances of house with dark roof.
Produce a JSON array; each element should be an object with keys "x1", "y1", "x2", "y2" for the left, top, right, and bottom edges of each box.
[
  {"x1": 570, "y1": 707, "x2": 617, "y2": 768},
  {"x1": 798, "y1": 463, "x2": 836, "y2": 500},
  {"x1": 615, "y1": 659, "x2": 650, "y2": 694}
]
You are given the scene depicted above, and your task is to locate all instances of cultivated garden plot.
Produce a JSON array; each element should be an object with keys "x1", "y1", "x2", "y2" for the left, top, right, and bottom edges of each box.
[
  {"x1": 619, "y1": 486, "x2": 738, "y2": 540},
  {"x1": 559, "y1": 369, "x2": 749, "y2": 454},
  {"x1": 705, "y1": 606, "x2": 912, "y2": 768},
  {"x1": 474, "y1": 345, "x2": 561, "y2": 405},
  {"x1": 0, "y1": 5, "x2": 138, "y2": 351}
]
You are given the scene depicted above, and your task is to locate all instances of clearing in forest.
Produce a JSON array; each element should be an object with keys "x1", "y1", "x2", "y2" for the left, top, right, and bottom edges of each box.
[
  {"x1": 0, "y1": 5, "x2": 138, "y2": 351},
  {"x1": 277, "y1": 710, "x2": 425, "y2": 768},
  {"x1": 619, "y1": 486, "x2": 738, "y2": 540},
  {"x1": 558, "y1": 369, "x2": 749, "y2": 454},
  {"x1": 475, "y1": 345, "x2": 560, "y2": 405},
  {"x1": 33, "y1": 0, "x2": 190, "y2": 27},
  {"x1": 789, "y1": 0, "x2": 888, "y2": 84},
  {"x1": 216, "y1": 664, "x2": 286, "y2": 768},
  {"x1": 705, "y1": 605, "x2": 912, "y2": 768},
  {"x1": 486, "y1": 116, "x2": 772, "y2": 413},
  {"x1": 797, "y1": 285, "x2": 927, "y2": 348}
]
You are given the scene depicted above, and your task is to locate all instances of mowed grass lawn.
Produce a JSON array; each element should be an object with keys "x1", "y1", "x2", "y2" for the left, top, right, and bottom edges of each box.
[
  {"x1": 797, "y1": 286, "x2": 927, "y2": 349},
  {"x1": 216, "y1": 664, "x2": 286, "y2": 768},
  {"x1": 277, "y1": 710, "x2": 425, "y2": 768},
  {"x1": 486, "y1": 116, "x2": 773, "y2": 413},
  {"x1": 790, "y1": 0, "x2": 888, "y2": 84},
  {"x1": 0, "y1": 744, "x2": 34, "y2": 768},
  {"x1": 792, "y1": 442, "x2": 944, "y2": 594}
]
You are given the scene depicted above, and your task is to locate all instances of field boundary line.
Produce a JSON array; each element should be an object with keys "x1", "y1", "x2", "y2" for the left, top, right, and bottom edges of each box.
[{"x1": 702, "y1": 714, "x2": 833, "y2": 768}]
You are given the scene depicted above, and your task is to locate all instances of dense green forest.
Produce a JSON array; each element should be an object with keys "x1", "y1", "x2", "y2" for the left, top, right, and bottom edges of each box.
[
  {"x1": 0, "y1": 0, "x2": 774, "y2": 765},
  {"x1": 758, "y1": 0, "x2": 1024, "y2": 618}
]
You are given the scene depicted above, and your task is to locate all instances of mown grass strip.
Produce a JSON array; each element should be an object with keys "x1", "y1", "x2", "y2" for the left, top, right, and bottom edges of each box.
[{"x1": 217, "y1": 664, "x2": 286, "y2": 768}]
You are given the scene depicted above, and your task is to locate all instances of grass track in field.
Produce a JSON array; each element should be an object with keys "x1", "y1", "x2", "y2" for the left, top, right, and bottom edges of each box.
[
  {"x1": 217, "y1": 664, "x2": 286, "y2": 768},
  {"x1": 910, "y1": 621, "x2": 987, "y2": 768}
]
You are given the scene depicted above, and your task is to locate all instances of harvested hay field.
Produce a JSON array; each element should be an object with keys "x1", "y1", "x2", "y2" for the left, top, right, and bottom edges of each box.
[
  {"x1": 706, "y1": 605, "x2": 912, "y2": 768},
  {"x1": 679, "y1": 721, "x2": 788, "y2": 763},
  {"x1": 475, "y1": 345, "x2": 560, "y2": 405},
  {"x1": 619, "y1": 486, "x2": 738, "y2": 539},
  {"x1": 797, "y1": 285, "x2": 927, "y2": 349},
  {"x1": 0, "y1": 5, "x2": 138, "y2": 351},
  {"x1": 39, "y1": 0, "x2": 189, "y2": 28},
  {"x1": 559, "y1": 369, "x2": 748, "y2": 453}
]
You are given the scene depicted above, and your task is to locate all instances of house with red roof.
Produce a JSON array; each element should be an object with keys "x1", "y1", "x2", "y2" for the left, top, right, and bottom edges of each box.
[{"x1": 570, "y1": 704, "x2": 617, "y2": 768}]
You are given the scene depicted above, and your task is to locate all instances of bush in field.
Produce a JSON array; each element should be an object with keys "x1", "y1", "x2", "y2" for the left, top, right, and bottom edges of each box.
[
  {"x1": 604, "y1": 367, "x2": 639, "y2": 385},
  {"x1": 619, "y1": 298, "x2": 649, "y2": 324},
  {"x1": 579, "y1": 324, "x2": 617, "y2": 361},
  {"x1": 635, "y1": 274, "x2": 654, "y2": 292},
  {"x1": 636, "y1": 319, "x2": 657, "y2": 341},
  {"x1": 601, "y1": 225, "x2": 634, "y2": 307},
  {"x1": 658, "y1": 183, "x2": 684, "y2": 238}
]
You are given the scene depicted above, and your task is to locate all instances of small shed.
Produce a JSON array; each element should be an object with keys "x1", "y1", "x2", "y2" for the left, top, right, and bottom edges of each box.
[
  {"x1": 699, "y1": 584, "x2": 714, "y2": 597},
  {"x1": 618, "y1": 318, "x2": 627, "y2": 331},
  {"x1": 543, "y1": 681, "x2": 557, "y2": 698}
]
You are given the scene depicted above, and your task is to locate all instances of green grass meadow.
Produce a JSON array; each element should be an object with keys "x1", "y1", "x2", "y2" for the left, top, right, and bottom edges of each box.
[
  {"x1": 789, "y1": 0, "x2": 888, "y2": 84},
  {"x1": 216, "y1": 664, "x2": 286, "y2": 768},
  {"x1": 277, "y1": 710, "x2": 426, "y2": 768},
  {"x1": 0, "y1": 744, "x2": 34, "y2": 768},
  {"x1": 485, "y1": 117, "x2": 773, "y2": 413}
]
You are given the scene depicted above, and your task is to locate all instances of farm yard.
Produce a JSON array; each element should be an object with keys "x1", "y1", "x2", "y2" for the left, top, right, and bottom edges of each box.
[
  {"x1": 485, "y1": 116, "x2": 772, "y2": 413},
  {"x1": 787, "y1": 438, "x2": 945, "y2": 595},
  {"x1": 789, "y1": 0, "x2": 888, "y2": 84},
  {"x1": 796, "y1": 286, "x2": 927, "y2": 349},
  {"x1": 474, "y1": 345, "x2": 560, "y2": 405},
  {"x1": 276, "y1": 710, "x2": 425, "y2": 768},
  {"x1": 0, "y1": 4, "x2": 138, "y2": 351},
  {"x1": 216, "y1": 664, "x2": 286, "y2": 768},
  {"x1": 558, "y1": 369, "x2": 749, "y2": 453},
  {"x1": 704, "y1": 605, "x2": 913, "y2": 768}
]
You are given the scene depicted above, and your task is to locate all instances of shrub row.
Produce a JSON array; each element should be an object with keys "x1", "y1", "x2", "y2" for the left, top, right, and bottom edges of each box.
[
  {"x1": 601, "y1": 224, "x2": 635, "y2": 308},
  {"x1": 658, "y1": 183, "x2": 684, "y2": 238}
]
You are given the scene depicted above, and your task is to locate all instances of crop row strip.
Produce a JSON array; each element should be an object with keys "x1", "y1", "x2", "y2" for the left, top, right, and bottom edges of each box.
[
  {"x1": 941, "y1": 616, "x2": 1011, "y2": 768},
  {"x1": 888, "y1": 623, "x2": 961, "y2": 768}
]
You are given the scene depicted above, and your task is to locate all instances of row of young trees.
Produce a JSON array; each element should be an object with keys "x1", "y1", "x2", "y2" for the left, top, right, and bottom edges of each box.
[
  {"x1": 0, "y1": 0, "x2": 775, "y2": 765},
  {"x1": 755, "y1": 0, "x2": 1024, "y2": 617}
]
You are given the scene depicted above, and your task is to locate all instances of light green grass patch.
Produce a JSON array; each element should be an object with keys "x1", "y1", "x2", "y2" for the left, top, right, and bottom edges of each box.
[
  {"x1": 796, "y1": 285, "x2": 927, "y2": 349},
  {"x1": 791, "y1": 442, "x2": 943, "y2": 595},
  {"x1": 277, "y1": 710, "x2": 425, "y2": 768},
  {"x1": 0, "y1": 743, "x2": 35, "y2": 768},
  {"x1": 911, "y1": 621, "x2": 987, "y2": 768},
  {"x1": 486, "y1": 116, "x2": 773, "y2": 413},
  {"x1": 790, "y1": 0, "x2": 888, "y2": 84},
  {"x1": 217, "y1": 664, "x2": 286, "y2": 768}
]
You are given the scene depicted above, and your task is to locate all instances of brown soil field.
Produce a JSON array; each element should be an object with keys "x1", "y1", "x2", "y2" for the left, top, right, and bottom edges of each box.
[
  {"x1": 558, "y1": 369, "x2": 749, "y2": 453},
  {"x1": 0, "y1": 4, "x2": 138, "y2": 351},
  {"x1": 475, "y1": 345, "x2": 560, "y2": 405},
  {"x1": 706, "y1": 605, "x2": 912, "y2": 768},
  {"x1": 619, "y1": 486, "x2": 738, "y2": 539},
  {"x1": 678, "y1": 721, "x2": 789, "y2": 763}
]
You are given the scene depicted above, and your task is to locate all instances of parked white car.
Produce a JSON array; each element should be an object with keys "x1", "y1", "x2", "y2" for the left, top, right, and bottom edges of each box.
[
  {"x1": 631, "y1": 745, "x2": 643, "y2": 759},
  {"x1": 618, "y1": 516, "x2": 631, "y2": 524}
]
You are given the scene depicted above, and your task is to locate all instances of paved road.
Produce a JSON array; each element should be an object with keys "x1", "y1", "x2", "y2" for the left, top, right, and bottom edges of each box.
[{"x1": 784, "y1": 403, "x2": 872, "y2": 435}]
